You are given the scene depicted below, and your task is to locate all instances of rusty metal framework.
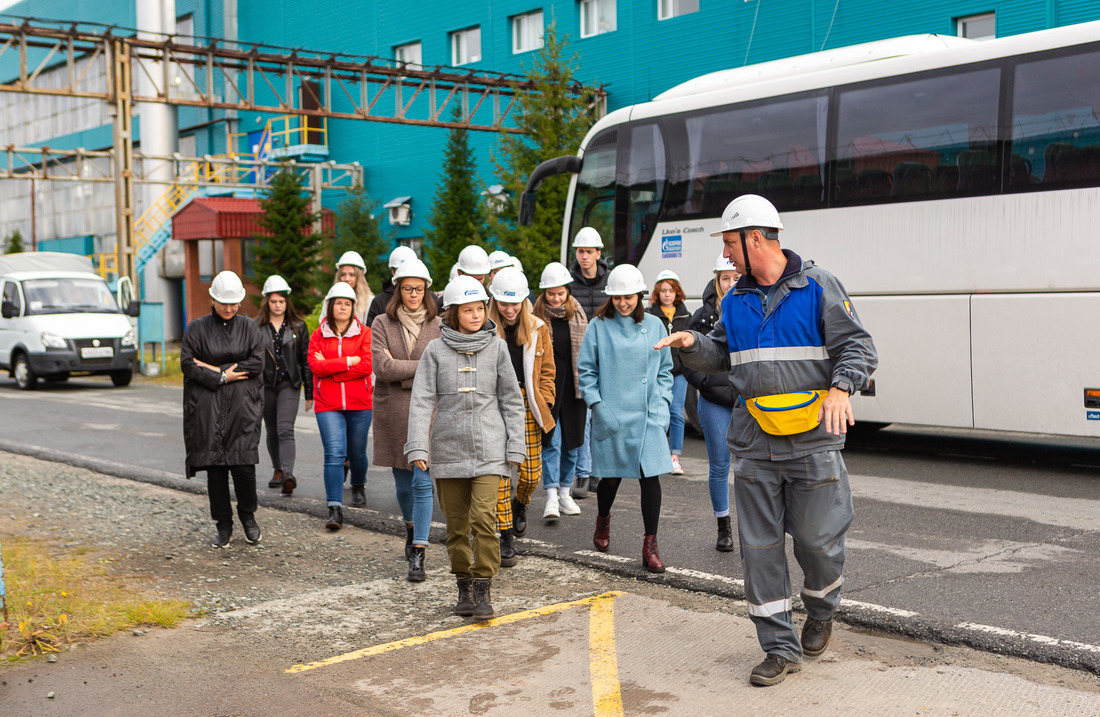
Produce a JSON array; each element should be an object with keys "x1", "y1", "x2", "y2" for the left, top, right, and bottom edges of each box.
[{"x1": 0, "y1": 17, "x2": 606, "y2": 132}]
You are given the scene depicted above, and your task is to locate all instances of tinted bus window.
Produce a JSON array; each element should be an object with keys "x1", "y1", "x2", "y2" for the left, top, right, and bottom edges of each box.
[
  {"x1": 1011, "y1": 47, "x2": 1100, "y2": 190},
  {"x1": 569, "y1": 128, "x2": 617, "y2": 251},
  {"x1": 663, "y1": 93, "x2": 828, "y2": 220},
  {"x1": 617, "y1": 123, "x2": 666, "y2": 266},
  {"x1": 835, "y1": 67, "x2": 1001, "y2": 203}
]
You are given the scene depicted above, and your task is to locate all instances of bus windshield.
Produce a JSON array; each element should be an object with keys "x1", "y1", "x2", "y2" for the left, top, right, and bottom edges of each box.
[{"x1": 21, "y1": 278, "x2": 121, "y2": 315}]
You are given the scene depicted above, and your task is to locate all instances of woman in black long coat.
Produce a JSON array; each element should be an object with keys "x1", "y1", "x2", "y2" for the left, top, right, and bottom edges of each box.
[{"x1": 181, "y1": 271, "x2": 265, "y2": 549}]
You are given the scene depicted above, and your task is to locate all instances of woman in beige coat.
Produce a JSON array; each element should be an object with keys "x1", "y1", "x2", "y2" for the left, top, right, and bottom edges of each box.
[{"x1": 371, "y1": 257, "x2": 441, "y2": 581}]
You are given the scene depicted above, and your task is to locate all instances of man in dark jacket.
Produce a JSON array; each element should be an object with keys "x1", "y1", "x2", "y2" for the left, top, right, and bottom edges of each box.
[{"x1": 181, "y1": 271, "x2": 266, "y2": 549}]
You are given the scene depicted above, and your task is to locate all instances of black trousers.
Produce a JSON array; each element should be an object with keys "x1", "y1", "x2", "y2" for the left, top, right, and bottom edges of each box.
[
  {"x1": 596, "y1": 476, "x2": 662, "y2": 535},
  {"x1": 207, "y1": 464, "x2": 258, "y2": 527}
]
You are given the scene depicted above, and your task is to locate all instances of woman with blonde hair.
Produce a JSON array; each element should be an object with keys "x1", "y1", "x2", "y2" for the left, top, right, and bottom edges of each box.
[
  {"x1": 334, "y1": 250, "x2": 374, "y2": 324},
  {"x1": 488, "y1": 267, "x2": 556, "y2": 566}
]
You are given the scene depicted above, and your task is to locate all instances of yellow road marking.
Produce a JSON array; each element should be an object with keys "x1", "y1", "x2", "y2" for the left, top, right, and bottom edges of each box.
[
  {"x1": 589, "y1": 593, "x2": 624, "y2": 717},
  {"x1": 285, "y1": 590, "x2": 624, "y2": 674}
]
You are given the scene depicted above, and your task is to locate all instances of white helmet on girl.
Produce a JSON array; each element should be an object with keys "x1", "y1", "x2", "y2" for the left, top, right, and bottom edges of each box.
[
  {"x1": 456, "y1": 245, "x2": 491, "y2": 275},
  {"x1": 325, "y1": 282, "x2": 358, "y2": 304},
  {"x1": 443, "y1": 275, "x2": 489, "y2": 308},
  {"x1": 388, "y1": 245, "x2": 417, "y2": 269},
  {"x1": 604, "y1": 264, "x2": 647, "y2": 296},
  {"x1": 393, "y1": 257, "x2": 433, "y2": 288},
  {"x1": 488, "y1": 250, "x2": 513, "y2": 271},
  {"x1": 539, "y1": 262, "x2": 573, "y2": 289},
  {"x1": 261, "y1": 275, "x2": 292, "y2": 295},
  {"x1": 714, "y1": 254, "x2": 739, "y2": 273},
  {"x1": 489, "y1": 267, "x2": 529, "y2": 303},
  {"x1": 654, "y1": 269, "x2": 681, "y2": 285},
  {"x1": 335, "y1": 250, "x2": 367, "y2": 270}
]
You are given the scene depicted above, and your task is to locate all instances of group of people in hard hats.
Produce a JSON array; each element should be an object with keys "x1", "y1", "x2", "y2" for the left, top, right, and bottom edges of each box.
[{"x1": 182, "y1": 193, "x2": 878, "y2": 686}]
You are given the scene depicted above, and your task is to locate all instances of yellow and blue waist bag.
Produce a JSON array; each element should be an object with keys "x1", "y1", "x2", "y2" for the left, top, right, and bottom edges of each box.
[{"x1": 744, "y1": 390, "x2": 828, "y2": 436}]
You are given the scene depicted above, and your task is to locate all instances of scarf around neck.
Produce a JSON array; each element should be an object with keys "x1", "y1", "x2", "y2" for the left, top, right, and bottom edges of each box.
[
  {"x1": 396, "y1": 304, "x2": 427, "y2": 356},
  {"x1": 543, "y1": 298, "x2": 588, "y2": 398}
]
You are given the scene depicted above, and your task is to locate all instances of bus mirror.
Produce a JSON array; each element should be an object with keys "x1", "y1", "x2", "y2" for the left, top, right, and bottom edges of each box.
[{"x1": 519, "y1": 192, "x2": 538, "y2": 226}]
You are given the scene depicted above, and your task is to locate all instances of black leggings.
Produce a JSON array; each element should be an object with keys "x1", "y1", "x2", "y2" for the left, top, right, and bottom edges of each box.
[{"x1": 596, "y1": 476, "x2": 662, "y2": 535}]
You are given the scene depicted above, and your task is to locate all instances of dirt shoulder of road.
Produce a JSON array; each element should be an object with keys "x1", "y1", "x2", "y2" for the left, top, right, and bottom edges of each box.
[{"x1": 0, "y1": 451, "x2": 1097, "y2": 715}]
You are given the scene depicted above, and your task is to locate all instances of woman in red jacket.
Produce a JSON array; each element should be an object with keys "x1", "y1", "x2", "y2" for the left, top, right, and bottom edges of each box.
[{"x1": 309, "y1": 282, "x2": 372, "y2": 530}]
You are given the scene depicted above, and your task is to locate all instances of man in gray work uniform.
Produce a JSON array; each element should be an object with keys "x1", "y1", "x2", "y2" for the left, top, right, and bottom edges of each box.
[{"x1": 656, "y1": 194, "x2": 877, "y2": 687}]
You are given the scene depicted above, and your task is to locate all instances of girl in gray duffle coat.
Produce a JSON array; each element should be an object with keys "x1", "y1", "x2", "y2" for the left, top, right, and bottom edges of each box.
[
  {"x1": 578, "y1": 264, "x2": 674, "y2": 573},
  {"x1": 405, "y1": 276, "x2": 526, "y2": 621}
]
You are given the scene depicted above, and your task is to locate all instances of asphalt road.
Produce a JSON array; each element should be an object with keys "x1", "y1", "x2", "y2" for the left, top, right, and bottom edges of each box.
[{"x1": 2, "y1": 374, "x2": 1099, "y2": 673}]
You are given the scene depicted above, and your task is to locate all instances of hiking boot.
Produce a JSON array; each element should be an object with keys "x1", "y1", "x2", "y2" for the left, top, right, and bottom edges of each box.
[
  {"x1": 570, "y1": 476, "x2": 589, "y2": 499},
  {"x1": 325, "y1": 505, "x2": 343, "y2": 531},
  {"x1": 404, "y1": 524, "x2": 414, "y2": 559},
  {"x1": 543, "y1": 491, "x2": 560, "y2": 524},
  {"x1": 593, "y1": 514, "x2": 611, "y2": 552},
  {"x1": 407, "y1": 546, "x2": 426, "y2": 582},
  {"x1": 499, "y1": 529, "x2": 518, "y2": 567},
  {"x1": 268, "y1": 469, "x2": 284, "y2": 488},
  {"x1": 242, "y1": 516, "x2": 262, "y2": 545},
  {"x1": 212, "y1": 525, "x2": 232, "y2": 549},
  {"x1": 454, "y1": 577, "x2": 474, "y2": 616},
  {"x1": 558, "y1": 489, "x2": 581, "y2": 516},
  {"x1": 716, "y1": 515, "x2": 735, "y2": 552},
  {"x1": 642, "y1": 534, "x2": 665, "y2": 573},
  {"x1": 471, "y1": 578, "x2": 494, "y2": 620},
  {"x1": 801, "y1": 618, "x2": 833, "y2": 657},
  {"x1": 281, "y1": 474, "x2": 296, "y2": 495},
  {"x1": 350, "y1": 484, "x2": 366, "y2": 507},
  {"x1": 511, "y1": 498, "x2": 528, "y2": 537},
  {"x1": 749, "y1": 654, "x2": 802, "y2": 687}
]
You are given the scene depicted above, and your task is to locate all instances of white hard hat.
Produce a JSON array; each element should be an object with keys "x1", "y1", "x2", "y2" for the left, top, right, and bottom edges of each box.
[
  {"x1": 449, "y1": 263, "x2": 460, "y2": 282},
  {"x1": 572, "y1": 226, "x2": 604, "y2": 248},
  {"x1": 604, "y1": 264, "x2": 646, "y2": 296},
  {"x1": 539, "y1": 262, "x2": 573, "y2": 290},
  {"x1": 714, "y1": 254, "x2": 739, "y2": 273},
  {"x1": 654, "y1": 269, "x2": 681, "y2": 285},
  {"x1": 393, "y1": 257, "x2": 433, "y2": 288},
  {"x1": 443, "y1": 275, "x2": 490, "y2": 308},
  {"x1": 325, "y1": 282, "x2": 358, "y2": 304},
  {"x1": 261, "y1": 275, "x2": 292, "y2": 295},
  {"x1": 388, "y1": 245, "x2": 417, "y2": 269},
  {"x1": 487, "y1": 250, "x2": 513, "y2": 271},
  {"x1": 335, "y1": 250, "x2": 367, "y2": 270},
  {"x1": 456, "y1": 245, "x2": 491, "y2": 275},
  {"x1": 489, "y1": 267, "x2": 529, "y2": 303},
  {"x1": 510, "y1": 256, "x2": 524, "y2": 275},
  {"x1": 209, "y1": 271, "x2": 246, "y2": 304},
  {"x1": 710, "y1": 194, "x2": 784, "y2": 237}
]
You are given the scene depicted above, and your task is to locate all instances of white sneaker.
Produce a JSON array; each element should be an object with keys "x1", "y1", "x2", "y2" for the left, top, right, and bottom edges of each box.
[
  {"x1": 543, "y1": 491, "x2": 560, "y2": 522},
  {"x1": 671, "y1": 456, "x2": 684, "y2": 475},
  {"x1": 558, "y1": 489, "x2": 581, "y2": 515}
]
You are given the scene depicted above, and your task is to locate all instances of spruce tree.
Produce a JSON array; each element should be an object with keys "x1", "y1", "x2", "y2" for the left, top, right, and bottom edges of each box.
[
  {"x1": 422, "y1": 104, "x2": 491, "y2": 286},
  {"x1": 252, "y1": 164, "x2": 325, "y2": 313},
  {"x1": 488, "y1": 22, "x2": 599, "y2": 274},
  {"x1": 334, "y1": 186, "x2": 391, "y2": 294},
  {"x1": 4, "y1": 229, "x2": 26, "y2": 254}
]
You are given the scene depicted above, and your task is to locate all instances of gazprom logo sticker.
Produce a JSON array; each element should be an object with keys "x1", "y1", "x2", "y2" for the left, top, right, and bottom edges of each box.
[
  {"x1": 1087, "y1": 410, "x2": 1100, "y2": 421},
  {"x1": 464, "y1": 289, "x2": 481, "y2": 297},
  {"x1": 661, "y1": 235, "x2": 682, "y2": 259}
]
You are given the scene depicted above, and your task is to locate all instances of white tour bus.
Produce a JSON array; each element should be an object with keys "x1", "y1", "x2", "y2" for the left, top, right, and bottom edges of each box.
[{"x1": 520, "y1": 22, "x2": 1100, "y2": 438}]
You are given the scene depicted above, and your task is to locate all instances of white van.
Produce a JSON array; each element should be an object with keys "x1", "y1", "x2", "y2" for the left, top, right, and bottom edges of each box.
[{"x1": 0, "y1": 252, "x2": 140, "y2": 389}]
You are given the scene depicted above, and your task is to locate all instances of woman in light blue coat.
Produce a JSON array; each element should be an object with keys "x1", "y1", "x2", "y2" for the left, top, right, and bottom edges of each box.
[{"x1": 578, "y1": 264, "x2": 674, "y2": 573}]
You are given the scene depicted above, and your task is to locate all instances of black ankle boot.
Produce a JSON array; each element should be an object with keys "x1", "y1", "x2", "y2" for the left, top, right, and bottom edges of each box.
[
  {"x1": 511, "y1": 498, "x2": 528, "y2": 537},
  {"x1": 325, "y1": 505, "x2": 343, "y2": 531},
  {"x1": 350, "y1": 484, "x2": 366, "y2": 507},
  {"x1": 454, "y1": 577, "x2": 474, "y2": 616},
  {"x1": 472, "y1": 578, "x2": 494, "y2": 620},
  {"x1": 404, "y1": 524, "x2": 414, "y2": 559},
  {"x1": 407, "y1": 546, "x2": 426, "y2": 582},
  {"x1": 499, "y1": 529, "x2": 518, "y2": 567},
  {"x1": 716, "y1": 515, "x2": 735, "y2": 552}
]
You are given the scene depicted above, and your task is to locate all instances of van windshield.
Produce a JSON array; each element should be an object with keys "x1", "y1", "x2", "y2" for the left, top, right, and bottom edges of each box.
[{"x1": 21, "y1": 278, "x2": 121, "y2": 315}]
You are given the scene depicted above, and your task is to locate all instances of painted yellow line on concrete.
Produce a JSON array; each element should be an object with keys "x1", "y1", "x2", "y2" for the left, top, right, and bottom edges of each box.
[
  {"x1": 588, "y1": 593, "x2": 624, "y2": 717},
  {"x1": 286, "y1": 590, "x2": 624, "y2": 674}
]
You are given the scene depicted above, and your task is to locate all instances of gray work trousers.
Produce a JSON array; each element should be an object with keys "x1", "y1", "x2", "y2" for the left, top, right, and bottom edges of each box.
[
  {"x1": 733, "y1": 450, "x2": 853, "y2": 663},
  {"x1": 263, "y1": 379, "x2": 301, "y2": 475}
]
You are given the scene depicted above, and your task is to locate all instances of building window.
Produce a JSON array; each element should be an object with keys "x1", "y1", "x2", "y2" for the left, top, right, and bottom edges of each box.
[
  {"x1": 957, "y1": 12, "x2": 995, "y2": 40},
  {"x1": 451, "y1": 27, "x2": 481, "y2": 65},
  {"x1": 512, "y1": 11, "x2": 544, "y2": 54},
  {"x1": 658, "y1": 0, "x2": 698, "y2": 21},
  {"x1": 580, "y1": 0, "x2": 616, "y2": 38},
  {"x1": 395, "y1": 42, "x2": 422, "y2": 70}
]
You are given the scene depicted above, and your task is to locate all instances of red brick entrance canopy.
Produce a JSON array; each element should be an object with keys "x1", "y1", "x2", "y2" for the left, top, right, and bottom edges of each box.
[{"x1": 172, "y1": 197, "x2": 334, "y2": 240}]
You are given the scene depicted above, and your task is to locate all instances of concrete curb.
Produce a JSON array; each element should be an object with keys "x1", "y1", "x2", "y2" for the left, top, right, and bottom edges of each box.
[{"x1": 2, "y1": 437, "x2": 1096, "y2": 676}]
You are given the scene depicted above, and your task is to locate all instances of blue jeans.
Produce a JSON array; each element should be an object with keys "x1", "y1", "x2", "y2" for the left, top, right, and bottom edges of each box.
[
  {"x1": 315, "y1": 409, "x2": 371, "y2": 505},
  {"x1": 668, "y1": 374, "x2": 689, "y2": 455},
  {"x1": 575, "y1": 412, "x2": 592, "y2": 479},
  {"x1": 541, "y1": 423, "x2": 578, "y2": 489},
  {"x1": 697, "y1": 395, "x2": 733, "y2": 517},
  {"x1": 392, "y1": 466, "x2": 433, "y2": 544}
]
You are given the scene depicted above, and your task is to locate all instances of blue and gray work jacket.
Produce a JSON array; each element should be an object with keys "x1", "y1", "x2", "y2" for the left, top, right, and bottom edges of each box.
[{"x1": 678, "y1": 249, "x2": 878, "y2": 461}]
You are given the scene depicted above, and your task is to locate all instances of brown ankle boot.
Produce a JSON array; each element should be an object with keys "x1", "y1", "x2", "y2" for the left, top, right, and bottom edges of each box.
[
  {"x1": 593, "y1": 514, "x2": 611, "y2": 552},
  {"x1": 642, "y1": 534, "x2": 665, "y2": 573}
]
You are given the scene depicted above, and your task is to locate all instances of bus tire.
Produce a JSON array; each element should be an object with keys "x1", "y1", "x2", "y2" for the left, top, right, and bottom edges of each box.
[
  {"x1": 13, "y1": 353, "x2": 38, "y2": 390},
  {"x1": 110, "y1": 370, "x2": 133, "y2": 387}
]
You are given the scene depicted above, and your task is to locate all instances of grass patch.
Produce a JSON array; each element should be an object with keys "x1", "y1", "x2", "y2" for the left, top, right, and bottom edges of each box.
[
  {"x1": 0, "y1": 537, "x2": 191, "y2": 659},
  {"x1": 142, "y1": 344, "x2": 183, "y2": 385}
]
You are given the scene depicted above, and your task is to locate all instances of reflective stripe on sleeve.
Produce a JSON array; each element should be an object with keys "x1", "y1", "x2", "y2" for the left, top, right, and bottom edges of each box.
[
  {"x1": 729, "y1": 346, "x2": 830, "y2": 366},
  {"x1": 748, "y1": 597, "x2": 792, "y2": 617},
  {"x1": 802, "y1": 576, "x2": 844, "y2": 599}
]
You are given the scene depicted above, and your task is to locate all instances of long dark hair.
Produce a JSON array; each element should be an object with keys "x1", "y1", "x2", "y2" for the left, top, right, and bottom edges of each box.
[
  {"x1": 597, "y1": 294, "x2": 645, "y2": 323},
  {"x1": 532, "y1": 286, "x2": 576, "y2": 321},
  {"x1": 258, "y1": 292, "x2": 302, "y2": 326},
  {"x1": 385, "y1": 277, "x2": 438, "y2": 322}
]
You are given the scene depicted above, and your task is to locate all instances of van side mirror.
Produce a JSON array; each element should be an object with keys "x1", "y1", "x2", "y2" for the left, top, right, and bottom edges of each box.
[
  {"x1": 1, "y1": 300, "x2": 17, "y2": 318},
  {"x1": 125, "y1": 300, "x2": 141, "y2": 318}
]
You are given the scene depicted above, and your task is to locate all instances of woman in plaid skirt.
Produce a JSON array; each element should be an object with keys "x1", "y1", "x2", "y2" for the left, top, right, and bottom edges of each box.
[{"x1": 487, "y1": 266, "x2": 557, "y2": 567}]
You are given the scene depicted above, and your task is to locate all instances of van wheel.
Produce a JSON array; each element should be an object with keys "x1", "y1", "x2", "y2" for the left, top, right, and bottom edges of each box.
[
  {"x1": 13, "y1": 354, "x2": 38, "y2": 390},
  {"x1": 110, "y1": 370, "x2": 133, "y2": 387}
]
